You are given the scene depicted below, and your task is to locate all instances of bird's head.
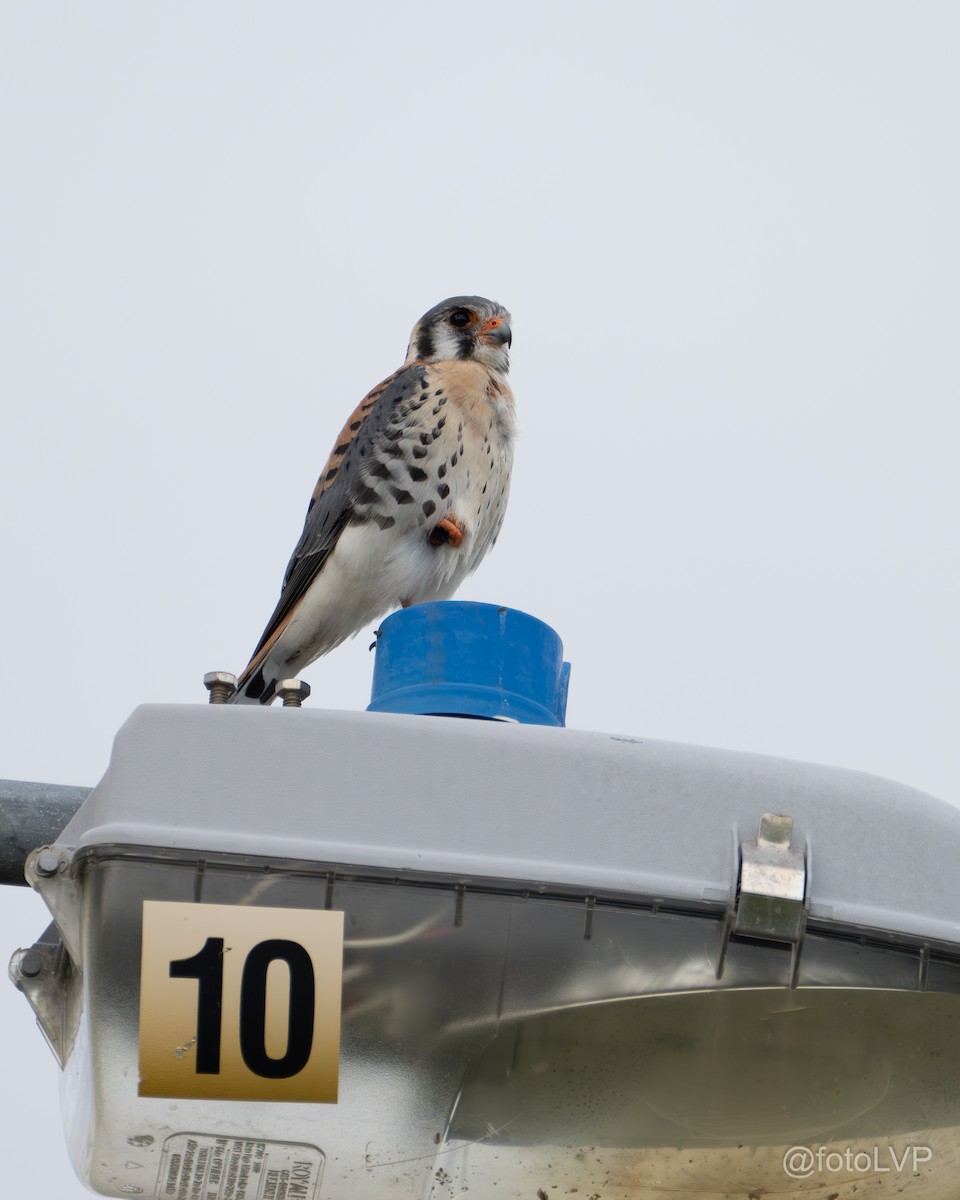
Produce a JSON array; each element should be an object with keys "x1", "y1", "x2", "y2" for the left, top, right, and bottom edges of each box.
[{"x1": 405, "y1": 296, "x2": 512, "y2": 374}]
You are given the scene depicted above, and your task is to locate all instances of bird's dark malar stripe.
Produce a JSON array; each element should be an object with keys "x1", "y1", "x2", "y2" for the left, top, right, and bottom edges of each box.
[{"x1": 416, "y1": 328, "x2": 435, "y2": 360}]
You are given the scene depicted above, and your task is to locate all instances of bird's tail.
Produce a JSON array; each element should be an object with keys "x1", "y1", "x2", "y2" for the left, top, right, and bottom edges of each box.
[{"x1": 231, "y1": 662, "x2": 278, "y2": 705}]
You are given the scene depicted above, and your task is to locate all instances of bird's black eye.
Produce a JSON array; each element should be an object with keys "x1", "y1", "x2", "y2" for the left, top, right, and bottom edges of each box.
[{"x1": 449, "y1": 309, "x2": 471, "y2": 327}]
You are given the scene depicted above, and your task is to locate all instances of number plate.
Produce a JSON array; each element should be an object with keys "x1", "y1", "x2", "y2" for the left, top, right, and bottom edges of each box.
[{"x1": 139, "y1": 900, "x2": 343, "y2": 1101}]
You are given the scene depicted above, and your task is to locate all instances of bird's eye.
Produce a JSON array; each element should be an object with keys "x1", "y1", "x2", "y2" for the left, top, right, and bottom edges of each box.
[{"x1": 449, "y1": 309, "x2": 471, "y2": 327}]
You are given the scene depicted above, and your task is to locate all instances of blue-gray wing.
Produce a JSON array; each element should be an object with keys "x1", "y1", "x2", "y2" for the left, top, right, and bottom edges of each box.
[{"x1": 238, "y1": 363, "x2": 429, "y2": 684}]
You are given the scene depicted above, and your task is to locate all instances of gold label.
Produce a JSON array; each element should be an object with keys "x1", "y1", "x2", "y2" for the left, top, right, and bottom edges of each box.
[{"x1": 139, "y1": 900, "x2": 343, "y2": 1101}]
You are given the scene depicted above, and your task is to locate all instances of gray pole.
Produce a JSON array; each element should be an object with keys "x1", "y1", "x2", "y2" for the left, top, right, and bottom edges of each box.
[{"x1": 0, "y1": 779, "x2": 90, "y2": 886}]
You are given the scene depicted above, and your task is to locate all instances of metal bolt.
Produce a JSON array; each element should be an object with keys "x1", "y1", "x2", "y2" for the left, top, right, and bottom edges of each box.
[
  {"x1": 18, "y1": 950, "x2": 43, "y2": 978},
  {"x1": 277, "y1": 678, "x2": 311, "y2": 707},
  {"x1": 203, "y1": 671, "x2": 237, "y2": 704},
  {"x1": 35, "y1": 850, "x2": 61, "y2": 877}
]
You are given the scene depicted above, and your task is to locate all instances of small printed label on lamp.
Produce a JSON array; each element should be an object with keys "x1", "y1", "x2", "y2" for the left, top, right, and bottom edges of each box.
[
  {"x1": 155, "y1": 1134, "x2": 323, "y2": 1200},
  {"x1": 139, "y1": 900, "x2": 343, "y2": 1102}
]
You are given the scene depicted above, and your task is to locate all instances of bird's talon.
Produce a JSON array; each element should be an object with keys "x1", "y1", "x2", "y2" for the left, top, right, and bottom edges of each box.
[
  {"x1": 429, "y1": 517, "x2": 464, "y2": 548},
  {"x1": 368, "y1": 627, "x2": 383, "y2": 651}
]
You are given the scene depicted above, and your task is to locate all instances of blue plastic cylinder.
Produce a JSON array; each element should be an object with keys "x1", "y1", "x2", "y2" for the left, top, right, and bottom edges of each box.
[{"x1": 367, "y1": 602, "x2": 571, "y2": 727}]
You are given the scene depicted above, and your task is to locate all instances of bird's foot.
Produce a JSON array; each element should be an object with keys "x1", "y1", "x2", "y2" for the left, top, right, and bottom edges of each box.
[{"x1": 428, "y1": 516, "x2": 464, "y2": 548}]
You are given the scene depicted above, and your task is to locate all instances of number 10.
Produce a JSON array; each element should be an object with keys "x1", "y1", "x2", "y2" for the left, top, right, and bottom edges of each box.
[{"x1": 170, "y1": 936, "x2": 316, "y2": 1079}]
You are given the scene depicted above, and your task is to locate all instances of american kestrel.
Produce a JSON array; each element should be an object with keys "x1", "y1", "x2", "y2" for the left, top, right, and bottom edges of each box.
[{"x1": 233, "y1": 295, "x2": 515, "y2": 703}]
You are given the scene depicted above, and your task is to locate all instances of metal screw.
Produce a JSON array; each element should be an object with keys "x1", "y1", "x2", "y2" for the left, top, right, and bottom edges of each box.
[
  {"x1": 18, "y1": 950, "x2": 43, "y2": 978},
  {"x1": 35, "y1": 850, "x2": 61, "y2": 877},
  {"x1": 204, "y1": 671, "x2": 237, "y2": 704},
  {"x1": 277, "y1": 678, "x2": 311, "y2": 707}
]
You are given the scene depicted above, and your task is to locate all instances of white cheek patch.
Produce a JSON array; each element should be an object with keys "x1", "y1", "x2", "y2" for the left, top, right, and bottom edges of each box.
[{"x1": 430, "y1": 327, "x2": 462, "y2": 360}]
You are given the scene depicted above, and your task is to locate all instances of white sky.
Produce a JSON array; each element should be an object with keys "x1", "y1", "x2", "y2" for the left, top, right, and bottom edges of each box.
[{"x1": 2, "y1": 3, "x2": 958, "y2": 1194}]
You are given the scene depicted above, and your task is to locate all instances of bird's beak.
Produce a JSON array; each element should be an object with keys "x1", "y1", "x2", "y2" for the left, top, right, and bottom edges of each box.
[{"x1": 480, "y1": 316, "x2": 512, "y2": 348}]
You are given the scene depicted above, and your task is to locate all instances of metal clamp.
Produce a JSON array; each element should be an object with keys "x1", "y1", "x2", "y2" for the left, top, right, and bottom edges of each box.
[{"x1": 734, "y1": 812, "x2": 806, "y2": 943}]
